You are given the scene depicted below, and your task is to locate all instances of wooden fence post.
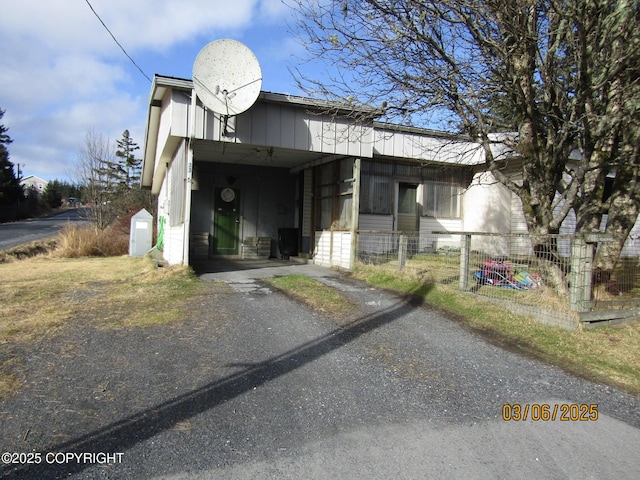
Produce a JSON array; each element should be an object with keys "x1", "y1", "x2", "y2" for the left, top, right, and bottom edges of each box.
[
  {"x1": 398, "y1": 234, "x2": 408, "y2": 272},
  {"x1": 570, "y1": 237, "x2": 594, "y2": 312},
  {"x1": 459, "y1": 233, "x2": 471, "y2": 291}
]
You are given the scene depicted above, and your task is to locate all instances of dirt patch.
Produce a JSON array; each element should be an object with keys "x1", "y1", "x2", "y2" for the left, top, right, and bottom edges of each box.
[{"x1": 0, "y1": 282, "x2": 234, "y2": 456}]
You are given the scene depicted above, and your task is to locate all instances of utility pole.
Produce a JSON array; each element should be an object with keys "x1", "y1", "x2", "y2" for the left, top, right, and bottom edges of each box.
[{"x1": 16, "y1": 163, "x2": 21, "y2": 220}]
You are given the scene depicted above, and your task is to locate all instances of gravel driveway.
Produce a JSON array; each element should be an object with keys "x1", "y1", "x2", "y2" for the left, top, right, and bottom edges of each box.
[{"x1": 1, "y1": 259, "x2": 639, "y2": 479}]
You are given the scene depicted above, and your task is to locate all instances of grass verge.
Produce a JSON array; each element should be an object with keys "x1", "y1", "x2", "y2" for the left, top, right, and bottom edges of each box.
[
  {"x1": 264, "y1": 275, "x2": 355, "y2": 320},
  {"x1": 351, "y1": 264, "x2": 640, "y2": 395}
]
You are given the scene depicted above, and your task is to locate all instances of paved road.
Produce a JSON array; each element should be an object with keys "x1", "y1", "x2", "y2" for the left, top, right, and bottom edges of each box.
[
  {"x1": 1, "y1": 260, "x2": 638, "y2": 479},
  {"x1": 0, "y1": 208, "x2": 88, "y2": 250}
]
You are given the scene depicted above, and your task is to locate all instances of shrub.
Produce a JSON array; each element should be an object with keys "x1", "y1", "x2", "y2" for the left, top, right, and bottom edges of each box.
[{"x1": 56, "y1": 225, "x2": 128, "y2": 258}]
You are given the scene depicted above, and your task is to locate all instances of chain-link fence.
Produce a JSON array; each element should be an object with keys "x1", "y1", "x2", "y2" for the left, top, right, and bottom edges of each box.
[{"x1": 356, "y1": 230, "x2": 640, "y2": 329}]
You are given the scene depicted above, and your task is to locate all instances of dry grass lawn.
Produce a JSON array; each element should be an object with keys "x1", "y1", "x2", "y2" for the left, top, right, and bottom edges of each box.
[{"x1": 0, "y1": 255, "x2": 205, "y2": 398}]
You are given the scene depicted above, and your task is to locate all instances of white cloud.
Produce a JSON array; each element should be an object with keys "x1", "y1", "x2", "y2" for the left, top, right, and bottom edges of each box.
[
  {"x1": 0, "y1": 0, "x2": 298, "y2": 181},
  {"x1": 0, "y1": 0, "x2": 267, "y2": 53},
  {"x1": 258, "y1": 0, "x2": 292, "y2": 20}
]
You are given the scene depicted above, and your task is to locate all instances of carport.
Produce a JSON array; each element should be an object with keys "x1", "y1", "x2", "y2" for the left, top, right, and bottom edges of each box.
[{"x1": 141, "y1": 75, "x2": 375, "y2": 267}]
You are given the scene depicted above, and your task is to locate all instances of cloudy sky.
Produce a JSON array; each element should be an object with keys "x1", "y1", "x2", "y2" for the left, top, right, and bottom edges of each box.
[{"x1": 0, "y1": 0, "x2": 308, "y2": 183}]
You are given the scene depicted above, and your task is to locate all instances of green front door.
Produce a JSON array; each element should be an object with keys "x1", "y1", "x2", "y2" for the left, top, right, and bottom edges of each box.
[{"x1": 213, "y1": 187, "x2": 240, "y2": 255}]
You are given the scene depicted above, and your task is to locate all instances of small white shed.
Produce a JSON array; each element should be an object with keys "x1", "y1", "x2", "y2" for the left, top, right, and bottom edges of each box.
[{"x1": 129, "y1": 208, "x2": 153, "y2": 257}]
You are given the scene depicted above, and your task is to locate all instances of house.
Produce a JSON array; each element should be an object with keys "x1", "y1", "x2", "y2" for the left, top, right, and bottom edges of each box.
[
  {"x1": 147, "y1": 73, "x2": 610, "y2": 268},
  {"x1": 141, "y1": 74, "x2": 510, "y2": 268},
  {"x1": 20, "y1": 175, "x2": 48, "y2": 196}
]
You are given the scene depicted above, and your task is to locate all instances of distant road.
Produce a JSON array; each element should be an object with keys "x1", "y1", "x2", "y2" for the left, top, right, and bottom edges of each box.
[{"x1": 0, "y1": 208, "x2": 90, "y2": 251}]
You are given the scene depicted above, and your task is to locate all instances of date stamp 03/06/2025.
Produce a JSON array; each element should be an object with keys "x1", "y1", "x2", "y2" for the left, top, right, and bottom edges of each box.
[{"x1": 502, "y1": 403, "x2": 599, "y2": 422}]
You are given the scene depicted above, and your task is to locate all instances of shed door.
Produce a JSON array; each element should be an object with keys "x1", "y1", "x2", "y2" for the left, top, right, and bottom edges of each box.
[{"x1": 213, "y1": 187, "x2": 240, "y2": 255}]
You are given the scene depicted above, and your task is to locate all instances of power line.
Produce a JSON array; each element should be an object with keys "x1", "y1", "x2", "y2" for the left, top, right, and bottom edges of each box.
[{"x1": 84, "y1": 0, "x2": 152, "y2": 83}]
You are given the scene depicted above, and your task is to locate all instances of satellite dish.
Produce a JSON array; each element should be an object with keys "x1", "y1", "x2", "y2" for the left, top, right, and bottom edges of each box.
[{"x1": 192, "y1": 39, "x2": 262, "y2": 116}]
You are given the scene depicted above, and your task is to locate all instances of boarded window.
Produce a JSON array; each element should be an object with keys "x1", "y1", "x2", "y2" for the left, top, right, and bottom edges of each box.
[{"x1": 315, "y1": 158, "x2": 355, "y2": 230}]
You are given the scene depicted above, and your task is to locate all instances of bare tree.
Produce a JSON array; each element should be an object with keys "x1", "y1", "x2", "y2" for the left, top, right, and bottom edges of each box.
[
  {"x1": 75, "y1": 130, "x2": 120, "y2": 230},
  {"x1": 290, "y1": 0, "x2": 640, "y2": 272},
  {"x1": 76, "y1": 129, "x2": 157, "y2": 233}
]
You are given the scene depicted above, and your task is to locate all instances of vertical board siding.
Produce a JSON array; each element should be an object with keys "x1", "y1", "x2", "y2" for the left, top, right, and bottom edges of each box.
[
  {"x1": 373, "y1": 128, "x2": 484, "y2": 165},
  {"x1": 191, "y1": 98, "x2": 373, "y2": 157},
  {"x1": 294, "y1": 109, "x2": 312, "y2": 151},
  {"x1": 169, "y1": 141, "x2": 186, "y2": 226},
  {"x1": 157, "y1": 178, "x2": 184, "y2": 266},
  {"x1": 169, "y1": 90, "x2": 189, "y2": 138},
  {"x1": 165, "y1": 224, "x2": 185, "y2": 265}
]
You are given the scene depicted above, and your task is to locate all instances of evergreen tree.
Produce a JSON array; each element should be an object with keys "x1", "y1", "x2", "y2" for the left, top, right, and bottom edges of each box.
[
  {"x1": 0, "y1": 108, "x2": 23, "y2": 208},
  {"x1": 115, "y1": 130, "x2": 142, "y2": 188},
  {"x1": 41, "y1": 179, "x2": 64, "y2": 208}
]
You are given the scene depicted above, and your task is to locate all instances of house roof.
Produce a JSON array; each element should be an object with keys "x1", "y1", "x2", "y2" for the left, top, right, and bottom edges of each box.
[
  {"x1": 142, "y1": 74, "x2": 490, "y2": 191},
  {"x1": 142, "y1": 75, "x2": 382, "y2": 190},
  {"x1": 149, "y1": 74, "x2": 381, "y2": 118},
  {"x1": 20, "y1": 175, "x2": 48, "y2": 186}
]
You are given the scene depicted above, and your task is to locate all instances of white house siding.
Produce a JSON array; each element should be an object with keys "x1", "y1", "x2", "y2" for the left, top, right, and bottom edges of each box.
[
  {"x1": 463, "y1": 172, "x2": 512, "y2": 233},
  {"x1": 373, "y1": 126, "x2": 484, "y2": 165},
  {"x1": 622, "y1": 218, "x2": 640, "y2": 257},
  {"x1": 193, "y1": 96, "x2": 374, "y2": 158},
  {"x1": 164, "y1": 224, "x2": 185, "y2": 265},
  {"x1": 155, "y1": 145, "x2": 187, "y2": 266},
  {"x1": 459, "y1": 172, "x2": 512, "y2": 255},
  {"x1": 313, "y1": 231, "x2": 353, "y2": 269},
  {"x1": 504, "y1": 189, "x2": 640, "y2": 259},
  {"x1": 420, "y1": 217, "x2": 462, "y2": 252}
]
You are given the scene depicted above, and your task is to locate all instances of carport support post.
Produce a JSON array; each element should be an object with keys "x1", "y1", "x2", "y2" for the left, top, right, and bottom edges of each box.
[
  {"x1": 459, "y1": 233, "x2": 471, "y2": 291},
  {"x1": 349, "y1": 158, "x2": 361, "y2": 271},
  {"x1": 182, "y1": 141, "x2": 194, "y2": 266}
]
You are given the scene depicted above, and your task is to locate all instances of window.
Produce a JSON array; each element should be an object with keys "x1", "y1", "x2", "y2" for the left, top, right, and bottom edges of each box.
[
  {"x1": 423, "y1": 181, "x2": 462, "y2": 218},
  {"x1": 359, "y1": 161, "x2": 392, "y2": 214},
  {"x1": 422, "y1": 165, "x2": 470, "y2": 219}
]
